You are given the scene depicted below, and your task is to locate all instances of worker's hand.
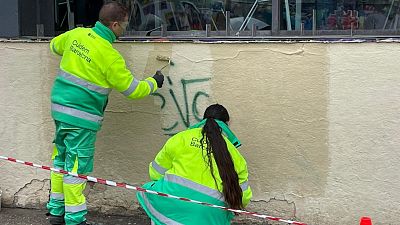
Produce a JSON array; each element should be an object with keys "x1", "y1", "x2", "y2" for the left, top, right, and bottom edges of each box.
[{"x1": 153, "y1": 70, "x2": 164, "y2": 88}]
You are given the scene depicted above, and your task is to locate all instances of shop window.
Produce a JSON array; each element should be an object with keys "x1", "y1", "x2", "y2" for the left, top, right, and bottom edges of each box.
[
  {"x1": 13, "y1": 0, "x2": 400, "y2": 38},
  {"x1": 280, "y1": 0, "x2": 400, "y2": 35},
  {"x1": 120, "y1": 0, "x2": 272, "y2": 35}
]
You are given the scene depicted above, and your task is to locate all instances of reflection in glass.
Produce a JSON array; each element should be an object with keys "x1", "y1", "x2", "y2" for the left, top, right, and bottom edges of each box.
[
  {"x1": 280, "y1": 0, "x2": 400, "y2": 31},
  {"x1": 118, "y1": 0, "x2": 272, "y2": 33}
]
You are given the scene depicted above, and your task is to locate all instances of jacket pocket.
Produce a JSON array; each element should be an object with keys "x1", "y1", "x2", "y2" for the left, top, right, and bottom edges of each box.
[{"x1": 77, "y1": 147, "x2": 95, "y2": 174}]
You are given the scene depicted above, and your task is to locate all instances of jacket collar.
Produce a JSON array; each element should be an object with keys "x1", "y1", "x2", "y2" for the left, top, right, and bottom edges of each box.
[
  {"x1": 189, "y1": 119, "x2": 242, "y2": 148},
  {"x1": 92, "y1": 21, "x2": 116, "y2": 43}
]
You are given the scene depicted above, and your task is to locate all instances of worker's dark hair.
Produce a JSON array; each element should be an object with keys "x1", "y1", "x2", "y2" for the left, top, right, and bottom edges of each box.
[
  {"x1": 99, "y1": 1, "x2": 128, "y2": 26},
  {"x1": 200, "y1": 104, "x2": 243, "y2": 209}
]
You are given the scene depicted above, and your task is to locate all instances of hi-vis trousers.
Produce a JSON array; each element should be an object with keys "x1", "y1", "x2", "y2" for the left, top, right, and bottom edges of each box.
[{"x1": 47, "y1": 120, "x2": 97, "y2": 225}]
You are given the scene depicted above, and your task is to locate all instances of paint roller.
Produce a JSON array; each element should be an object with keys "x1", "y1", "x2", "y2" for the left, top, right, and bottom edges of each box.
[{"x1": 156, "y1": 55, "x2": 175, "y2": 71}]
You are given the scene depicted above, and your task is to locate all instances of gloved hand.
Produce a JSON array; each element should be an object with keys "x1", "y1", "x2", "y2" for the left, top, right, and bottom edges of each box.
[{"x1": 152, "y1": 70, "x2": 164, "y2": 88}]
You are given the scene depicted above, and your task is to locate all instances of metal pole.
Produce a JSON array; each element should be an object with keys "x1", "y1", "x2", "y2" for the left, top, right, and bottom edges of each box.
[
  {"x1": 206, "y1": 24, "x2": 211, "y2": 37},
  {"x1": 36, "y1": 0, "x2": 43, "y2": 37},
  {"x1": 295, "y1": 0, "x2": 302, "y2": 30},
  {"x1": 272, "y1": 0, "x2": 280, "y2": 35},
  {"x1": 66, "y1": 0, "x2": 74, "y2": 30},
  {"x1": 300, "y1": 22, "x2": 304, "y2": 35},
  {"x1": 241, "y1": 1, "x2": 259, "y2": 34},
  {"x1": 252, "y1": 23, "x2": 257, "y2": 36},
  {"x1": 226, "y1": 11, "x2": 231, "y2": 36},
  {"x1": 312, "y1": 9, "x2": 316, "y2": 35},
  {"x1": 155, "y1": 0, "x2": 161, "y2": 28},
  {"x1": 161, "y1": 23, "x2": 166, "y2": 37},
  {"x1": 284, "y1": 0, "x2": 292, "y2": 30},
  {"x1": 350, "y1": 22, "x2": 353, "y2": 36},
  {"x1": 238, "y1": 0, "x2": 258, "y2": 32}
]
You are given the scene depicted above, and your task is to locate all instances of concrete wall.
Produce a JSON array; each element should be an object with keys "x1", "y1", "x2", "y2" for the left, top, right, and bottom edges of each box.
[{"x1": 0, "y1": 41, "x2": 399, "y2": 225}]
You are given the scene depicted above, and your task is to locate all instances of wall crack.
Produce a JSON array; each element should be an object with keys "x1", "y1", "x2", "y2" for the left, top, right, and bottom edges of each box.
[{"x1": 12, "y1": 178, "x2": 50, "y2": 208}]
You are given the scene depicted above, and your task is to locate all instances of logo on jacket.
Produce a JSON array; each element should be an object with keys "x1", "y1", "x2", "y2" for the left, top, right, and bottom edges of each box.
[
  {"x1": 70, "y1": 40, "x2": 92, "y2": 63},
  {"x1": 190, "y1": 137, "x2": 207, "y2": 149}
]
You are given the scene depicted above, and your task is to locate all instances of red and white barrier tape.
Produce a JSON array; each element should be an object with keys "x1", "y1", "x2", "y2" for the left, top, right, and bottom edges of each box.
[{"x1": 0, "y1": 155, "x2": 307, "y2": 225}]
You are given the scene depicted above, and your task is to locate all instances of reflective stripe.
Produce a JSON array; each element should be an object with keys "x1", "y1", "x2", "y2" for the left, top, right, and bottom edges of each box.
[
  {"x1": 151, "y1": 161, "x2": 167, "y2": 175},
  {"x1": 50, "y1": 193, "x2": 64, "y2": 200},
  {"x1": 122, "y1": 78, "x2": 140, "y2": 96},
  {"x1": 164, "y1": 174, "x2": 224, "y2": 201},
  {"x1": 146, "y1": 80, "x2": 155, "y2": 93},
  {"x1": 63, "y1": 176, "x2": 86, "y2": 184},
  {"x1": 140, "y1": 192, "x2": 183, "y2": 225},
  {"x1": 240, "y1": 181, "x2": 249, "y2": 191},
  {"x1": 65, "y1": 203, "x2": 87, "y2": 213},
  {"x1": 52, "y1": 103, "x2": 103, "y2": 123},
  {"x1": 58, "y1": 70, "x2": 111, "y2": 95}
]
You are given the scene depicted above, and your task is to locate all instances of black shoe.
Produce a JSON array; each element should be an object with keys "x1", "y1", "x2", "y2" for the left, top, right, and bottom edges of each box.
[{"x1": 46, "y1": 213, "x2": 65, "y2": 225}]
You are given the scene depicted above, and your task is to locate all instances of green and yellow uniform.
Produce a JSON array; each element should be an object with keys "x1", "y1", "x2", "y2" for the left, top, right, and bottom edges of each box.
[
  {"x1": 47, "y1": 21, "x2": 158, "y2": 225},
  {"x1": 137, "y1": 125, "x2": 252, "y2": 225}
]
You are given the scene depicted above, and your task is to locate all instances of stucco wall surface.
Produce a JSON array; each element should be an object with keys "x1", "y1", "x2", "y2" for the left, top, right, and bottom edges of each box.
[{"x1": 0, "y1": 41, "x2": 399, "y2": 225}]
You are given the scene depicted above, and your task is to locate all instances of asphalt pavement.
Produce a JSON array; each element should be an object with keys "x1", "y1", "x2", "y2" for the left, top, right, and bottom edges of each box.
[{"x1": 0, "y1": 207, "x2": 270, "y2": 225}]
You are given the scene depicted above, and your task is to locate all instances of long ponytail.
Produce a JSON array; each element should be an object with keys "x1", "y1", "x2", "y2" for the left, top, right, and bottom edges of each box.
[{"x1": 200, "y1": 104, "x2": 243, "y2": 209}]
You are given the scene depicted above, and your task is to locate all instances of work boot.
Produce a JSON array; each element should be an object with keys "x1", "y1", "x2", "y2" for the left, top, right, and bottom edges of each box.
[{"x1": 46, "y1": 213, "x2": 65, "y2": 225}]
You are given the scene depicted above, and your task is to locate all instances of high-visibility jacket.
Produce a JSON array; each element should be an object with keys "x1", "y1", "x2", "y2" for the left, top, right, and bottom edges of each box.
[
  {"x1": 50, "y1": 22, "x2": 158, "y2": 130},
  {"x1": 137, "y1": 127, "x2": 252, "y2": 225}
]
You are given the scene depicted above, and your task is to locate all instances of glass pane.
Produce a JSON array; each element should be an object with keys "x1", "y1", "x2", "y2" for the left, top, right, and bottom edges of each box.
[
  {"x1": 118, "y1": 0, "x2": 272, "y2": 34},
  {"x1": 119, "y1": 0, "x2": 210, "y2": 32},
  {"x1": 229, "y1": 0, "x2": 272, "y2": 31},
  {"x1": 280, "y1": 0, "x2": 400, "y2": 32}
]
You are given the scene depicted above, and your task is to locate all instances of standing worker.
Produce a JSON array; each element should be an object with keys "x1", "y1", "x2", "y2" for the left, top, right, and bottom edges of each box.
[
  {"x1": 46, "y1": 2, "x2": 164, "y2": 225},
  {"x1": 137, "y1": 104, "x2": 252, "y2": 225}
]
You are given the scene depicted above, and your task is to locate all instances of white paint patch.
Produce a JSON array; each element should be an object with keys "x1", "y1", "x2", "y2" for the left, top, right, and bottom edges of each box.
[{"x1": 323, "y1": 44, "x2": 400, "y2": 224}]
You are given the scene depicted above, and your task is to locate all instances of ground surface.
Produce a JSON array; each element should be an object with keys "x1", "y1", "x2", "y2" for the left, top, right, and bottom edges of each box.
[{"x1": 0, "y1": 207, "x2": 270, "y2": 225}]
